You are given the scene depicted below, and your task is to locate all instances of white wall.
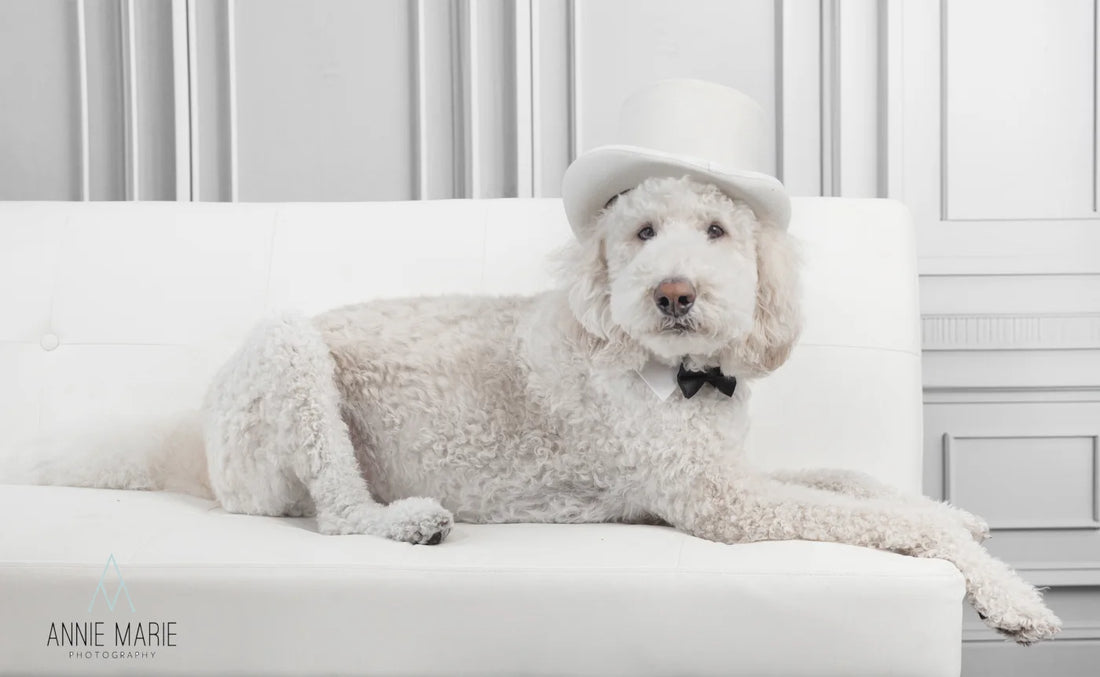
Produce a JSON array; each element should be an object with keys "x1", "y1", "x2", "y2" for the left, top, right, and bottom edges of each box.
[
  {"x1": 1, "y1": 0, "x2": 1098, "y2": 670},
  {"x1": 0, "y1": 0, "x2": 787, "y2": 202}
]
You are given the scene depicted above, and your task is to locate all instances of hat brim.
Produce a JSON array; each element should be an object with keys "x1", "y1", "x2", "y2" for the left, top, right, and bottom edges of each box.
[{"x1": 561, "y1": 145, "x2": 791, "y2": 238}]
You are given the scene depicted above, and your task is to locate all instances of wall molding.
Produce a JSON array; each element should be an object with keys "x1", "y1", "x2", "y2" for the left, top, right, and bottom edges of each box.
[
  {"x1": 75, "y1": 0, "x2": 91, "y2": 200},
  {"x1": 924, "y1": 386, "x2": 1100, "y2": 405},
  {"x1": 120, "y1": 0, "x2": 139, "y2": 200},
  {"x1": 941, "y1": 433, "x2": 1100, "y2": 531},
  {"x1": 777, "y1": 0, "x2": 823, "y2": 196},
  {"x1": 1015, "y1": 561, "x2": 1100, "y2": 588},
  {"x1": 819, "y1": 0, "x2": 838, "y2": 196},
  {"x1": 513, "y1": 0, "x2": 533, "y2": 198},
  {"x1": 940, "y1": 0, "x2": 1100, "y2": 223},
  {"x1": 964, "y1": 621, "x2": 1100, "y2": 642},
  {"x1": 922, "y1": 313, "x2": 1100, "y2": 351},
  {"x1": 566, "y1": 0, "x2": 578, "y2": 163}
]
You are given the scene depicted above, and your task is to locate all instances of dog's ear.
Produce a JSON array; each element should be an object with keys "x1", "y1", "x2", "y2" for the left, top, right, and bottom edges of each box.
[
  {"x1": 562, "y1": 235, "x2": 613, "y2": 338},
  {"x1": 723, "y1": 223, "x2": 802, "y2": 377}
]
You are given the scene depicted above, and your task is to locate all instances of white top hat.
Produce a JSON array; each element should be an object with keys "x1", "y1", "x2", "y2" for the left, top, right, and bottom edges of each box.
[{"x1": 561, "y1": 79, "x2": 790, "y2": 239}]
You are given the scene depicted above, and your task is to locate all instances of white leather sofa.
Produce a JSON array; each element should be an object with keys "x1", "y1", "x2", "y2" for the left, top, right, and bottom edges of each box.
[{"x1": 0, "y1": 198, "x2": 963, "y2": 676}]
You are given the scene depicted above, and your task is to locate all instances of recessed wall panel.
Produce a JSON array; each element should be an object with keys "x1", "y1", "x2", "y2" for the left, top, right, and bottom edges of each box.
[
  {"x1": 944, "y1": 0, "x2": 1095, "y2": 220},
  {"x1": 573, "y1": 0, "x2": 777, "y2": 173},
  {"x1": 946, "y1": 434, "x2": 1099, "y2": 529},
  {"x1": 234, "y1": 0, "x2": 414, "y2": 201}
]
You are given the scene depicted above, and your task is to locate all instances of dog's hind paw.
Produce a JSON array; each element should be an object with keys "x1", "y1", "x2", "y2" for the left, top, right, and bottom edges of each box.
[{"x1": 380, "y1": 496, "x2": 454, "y2": 545}]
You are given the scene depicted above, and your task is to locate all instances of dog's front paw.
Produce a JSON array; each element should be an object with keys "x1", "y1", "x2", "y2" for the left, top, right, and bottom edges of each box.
[
  {"x1": 381, "y1": 496, "x2": 454, "y2": 545},
  {"x1": 987, "y1": 606, "x2": 1062, "y2": 645},
  {"x1": 975, "y1": 596, "x2": 1062, "y2": 645}
]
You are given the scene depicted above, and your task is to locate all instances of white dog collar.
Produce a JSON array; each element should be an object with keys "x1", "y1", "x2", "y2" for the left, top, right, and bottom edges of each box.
[
  {"x1": 635, "y1": 359, "x2": 740, "y2": 401},
  {"x1": 634, "y1": 359, "x2": 680, "y2": 401}
]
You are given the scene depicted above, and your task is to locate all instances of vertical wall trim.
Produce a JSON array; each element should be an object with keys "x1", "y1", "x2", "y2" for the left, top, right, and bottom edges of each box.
[
  {"x1": 941, "y1": 432, "x2": 954, "y2": 501},
  {"x1": 1095, "y1": 434, "x2": 1100, "y2": 523},
  {"x1": 171, "y1": 0, "x2": 191, "y2": 201},
  {"x1": 819, "y1": 0, "x2": 840, "y2": 196},
  {"x1": 76, "y1": 0, "x2": 91, "y2": 201},
  {"x1": 778, "y1": 0, "x2": 823, "y2": 197},
  {"x1": 1093, "y1": 0, "x2": 1099, "y2": 212},
  {"x1": 775, "y1": 0, "x2": 785, "y2": 184},
  {"x1": 120, "y1": 0, "x2": 141, "y2": 200},
  {"x1": 567, "y1": 0, "x2": 579, "y2": 162},
  {"x1": 448, "y1": 3, "x2": 463, "y2": 197},
  {"x1": 938, "y1": 0, "x2": 948, "y2": 220},
  {"x1": 465, "y1": 0, "x2": 481, "y2": 198},
  {"x1": 226, "y1": 0, "x2": 239, "y2": 201},
  {"x1": 530, "y1": 0, "x2": 543, "y2": 196},
  {"x1": 514, "y1": 0, "x2": 534, "y2": 198},
  {"x1": 876, "y1": 0, "x2": 887, "y2": 198},
  {"x1": 884, "y1": 0, "x2": 904, "y2": 199},
  {"x1": 186, "y1": 0, "x2": 200, "y2": 200},
  {"x1": 411, "y1": 0, "x2": 429, "y2": 199}
]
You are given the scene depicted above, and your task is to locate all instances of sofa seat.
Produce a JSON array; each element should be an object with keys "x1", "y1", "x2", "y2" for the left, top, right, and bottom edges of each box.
[{"x1": 0, "y1": 485, "x2": 963, "y2": 676}]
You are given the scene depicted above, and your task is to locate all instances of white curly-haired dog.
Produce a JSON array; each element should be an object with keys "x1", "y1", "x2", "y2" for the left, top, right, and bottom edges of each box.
[{"x1": 194, "y1": 175, "x2": 1060, "y2": 644}]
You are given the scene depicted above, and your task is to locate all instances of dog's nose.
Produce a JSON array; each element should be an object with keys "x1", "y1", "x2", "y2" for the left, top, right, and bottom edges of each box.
[{"x1": 653, "y1": 278, "x2": 696, "y2": 318}]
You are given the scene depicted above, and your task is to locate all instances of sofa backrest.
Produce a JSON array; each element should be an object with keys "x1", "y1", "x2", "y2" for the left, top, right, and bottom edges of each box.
[{"x1": 0, "y1": 198, "x2": 922, "y2": 492}]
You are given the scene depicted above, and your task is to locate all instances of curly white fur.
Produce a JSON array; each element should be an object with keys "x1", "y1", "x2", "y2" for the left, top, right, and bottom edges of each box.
[{"x1": 26, "y1": 176, "x2": 1061, "y2": 643}]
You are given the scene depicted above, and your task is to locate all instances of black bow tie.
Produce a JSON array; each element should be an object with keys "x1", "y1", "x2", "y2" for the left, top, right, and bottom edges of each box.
[{"x1": 677, "y1": 364, "x2": 738, "y2": 399}]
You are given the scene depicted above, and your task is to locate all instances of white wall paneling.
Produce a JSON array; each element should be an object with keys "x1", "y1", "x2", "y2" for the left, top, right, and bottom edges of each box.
[
  {"x1": 133, "y1": 0, "x2": 177, "y2": 200},
  {"x1": 888, "y1": 0, "x2": 1100, "y2": 274},
  {"x1": 171, "y1": 0, "x2": 192, "y2": 200},
  {"x1": 833, "y1": 0, "x2": 880, "y2": 198},
  {"x1": 894, "y1": 8, "x2": 1100, "y2": 645},
  {"x1": 530, "y1": 0, "x2": 572, "y2": 197},
  {"x1": 923, "y1": 314, "x2": 1100, "y2": 351},
  {"x1": 76, "y1": 0, "x2": 91, "y2": 200},
  {"x1": 412, "y1": 0, "x2": 458, "y2": 200},
  {"x1": 924, "y1": 399, "x2": 1100, "y2": 590},
  {"x1": 819, "y1": 0, "x2": 838, "y2": 195},
  {"x1": 944, "y1": 0, "x2": 1095, "y2": 222},
  {"x1": 185, "y1": 0, "x2": 201, "y2": 199},
  {"x1": 225, "y1": 0, "x2": 238, "y2": 201},
  {"x1": 459, "y1": 0, "x2": 519, "y2": 199},
  {"x1": 963, "y1": 636, "x2": 1100, "y2": 672},
  {"x1": 942, "y1": 433, "x2": 1100, "y2": 530},
  {"x1": 230, "y1": 0, "x2": 416, "y2": 200},
  {"x1": 0, "y1": 0, "x2": 181, "y2": 201},
  {"x1": 569, "y1": 0, "x2": 778, "y2": 172},
  {"x1": 119, "y1": 0, "x2": 139, "y2": 199},
  {"x1": 5, "y1": 1, "x2": 842, "y2": 201},
  {"x1": 1, "y1": 0, "x2": 83, "y2": 199},
  {"x1": 777, "y1": 0, "x2": 822, "y2": 197},
  {"x1": 513, "y1": 0, "x2": 533, "y2": 198},
  {"x1": 458, "y1": 0, "x2": 482, "y2": 197}
]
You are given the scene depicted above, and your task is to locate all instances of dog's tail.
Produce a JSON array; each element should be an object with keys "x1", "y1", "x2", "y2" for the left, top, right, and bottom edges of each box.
[{"x1": 0, "y1": 411, "x2": 214, "y2": 500}]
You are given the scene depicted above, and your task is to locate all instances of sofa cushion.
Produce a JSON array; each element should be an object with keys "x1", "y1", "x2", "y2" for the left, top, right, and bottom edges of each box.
[{"x1": 0, "y1": 485, "x2": 963, "y2": 676}]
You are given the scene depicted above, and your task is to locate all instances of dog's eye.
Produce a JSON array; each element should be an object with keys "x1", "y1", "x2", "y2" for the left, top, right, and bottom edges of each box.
[
  {"x1": 707, "y1": 223, "x2": 726, "y2": 239},
  {"x1": 637, "y1": 224, "x2": 656, "y2": 241}
]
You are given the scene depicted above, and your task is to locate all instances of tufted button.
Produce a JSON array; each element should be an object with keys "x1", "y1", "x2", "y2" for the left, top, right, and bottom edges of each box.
[{"x1": 40, "y1": 333, "x2": 60, "y2": 351}]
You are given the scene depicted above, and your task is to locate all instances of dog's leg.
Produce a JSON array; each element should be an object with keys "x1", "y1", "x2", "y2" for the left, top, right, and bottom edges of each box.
[
  {"x1": 767, "y1": 468, "x2": 990, "y2": 542},
  {"x1": 655, "y1": 467, "x2": 1060, "y2": 644},
  {"x1": 204, "y1": 314, "x2": 452, "y2": 544}
]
